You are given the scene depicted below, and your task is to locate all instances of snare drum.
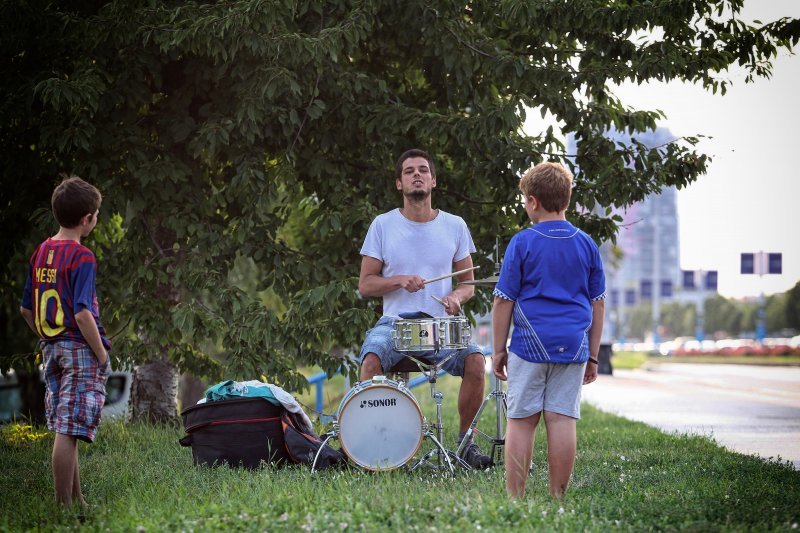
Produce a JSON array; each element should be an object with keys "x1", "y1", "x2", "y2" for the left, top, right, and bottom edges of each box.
[
  {"x1": 336, "y1": 377, "x2": 423, "y2": 470},
  {"x1": 437, "y1": 316, "x2": 471, "y2": 350},
  {"x1": 392, "y1": 316, "x2": 471, "y2": 352}
]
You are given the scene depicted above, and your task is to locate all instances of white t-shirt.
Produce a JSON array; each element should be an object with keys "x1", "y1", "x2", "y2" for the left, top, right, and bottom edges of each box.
[{"x1": 360, "y1": 208, "x2": 476, "y2": 318}]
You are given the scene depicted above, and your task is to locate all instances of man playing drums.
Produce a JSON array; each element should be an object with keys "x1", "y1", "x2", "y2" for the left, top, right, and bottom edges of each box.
[{"x1": 357, "y1": 148, "x2": 491, "y2": 469}]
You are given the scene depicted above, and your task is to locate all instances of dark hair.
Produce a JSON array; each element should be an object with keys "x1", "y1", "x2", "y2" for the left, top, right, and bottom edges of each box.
[
  {"x1": 518, "y1": 162, "x2": 573, "y2": 213},
  {"x1": 394, "y1": 149, "x2": 436, "y2": 180},
  {"x1": 51, "y1": 175, "x2": 102, "y2": 228}
]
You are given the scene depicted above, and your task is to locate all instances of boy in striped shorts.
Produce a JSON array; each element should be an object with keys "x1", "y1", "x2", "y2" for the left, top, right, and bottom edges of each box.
[{"x1": 20, "y1": 176, "x2": 111, "y2": 508}]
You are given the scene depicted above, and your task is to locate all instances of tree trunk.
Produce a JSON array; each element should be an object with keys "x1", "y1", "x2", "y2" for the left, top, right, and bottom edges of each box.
[
  {"x1": 129, "y1": 221, "x2": 183, "y2": 423},
  {"x1": 16, "y1": 369, "x2": 46, "y2": 425},
  {"x1": 130, "y1": 355, "x2": 178, "y2": 423}
]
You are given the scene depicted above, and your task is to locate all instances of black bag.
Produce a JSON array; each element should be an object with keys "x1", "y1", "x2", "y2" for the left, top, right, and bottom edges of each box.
[
  {"x1": 179, "y1": 397, "x2": 290, "y2": 468},
  {"x1": 280, "y1": 410, "x2": 345, "y2": 469}
]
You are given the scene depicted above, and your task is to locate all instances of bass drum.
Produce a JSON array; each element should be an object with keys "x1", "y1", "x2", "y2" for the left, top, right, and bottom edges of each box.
[{"x1": 336, "y1": 377, "x2": 423, "y2": 470}]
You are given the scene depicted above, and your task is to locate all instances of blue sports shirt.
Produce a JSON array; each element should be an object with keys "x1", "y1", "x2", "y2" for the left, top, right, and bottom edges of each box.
[
  {"x1": 21, "y1": 239, "x2": 110, "y2": 350},
  {"x1": 493, "y1": 220, "x2": 605, "y2": 364}
]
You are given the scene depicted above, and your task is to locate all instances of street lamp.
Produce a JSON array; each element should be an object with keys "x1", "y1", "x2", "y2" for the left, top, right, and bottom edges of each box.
[{"x1": 740, "y1": 251, "x2": 782, "y2": 342}]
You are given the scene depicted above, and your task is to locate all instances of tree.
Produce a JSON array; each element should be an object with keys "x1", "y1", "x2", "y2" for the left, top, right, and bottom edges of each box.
[
  {"x1": 660, "y1": 301, "x2": 696, "y2": 339},
  {"x1": 784, "y1": 281, "x2": 800, "y2": 333},
  {"x1": 626, "y1": 303, "x2": 653, "y2": 341},
  {"x1": 765, "y1": 292, "x2": 788, "y2": 335},
  {"x1": 3, "y1": 0, "x2": 798, "y2": 421},
  {"x1": 704, "y1": 295, "x2": 745, "y2": 338},
  {"x1": 0, "y1": 0, "x2": 110, "y2": 422}
]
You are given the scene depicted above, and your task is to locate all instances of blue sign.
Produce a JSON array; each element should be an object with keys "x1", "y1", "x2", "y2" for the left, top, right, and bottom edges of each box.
[
  {"x1": 768, "y1": 253, "x2": 782, "y2": 274},
  {"x1": 741, "y1": 253, "x2": 754, "y2": 274},
  {"x1": 742, "y1": 252, "x2": 782, "y2": 275}
]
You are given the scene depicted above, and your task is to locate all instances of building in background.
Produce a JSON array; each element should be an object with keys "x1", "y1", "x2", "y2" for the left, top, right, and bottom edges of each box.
[
  {"x1": 602, "y1": 185, "x2": 681, "y2": 342},
  {"x1": 576, "y1": 128, "x2": 717, "y2": 343}
]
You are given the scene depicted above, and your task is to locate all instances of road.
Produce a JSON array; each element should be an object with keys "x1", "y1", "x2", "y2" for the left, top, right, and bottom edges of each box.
[{"x1": 581, "y1": 363, "x2": 800, "y2": 469}]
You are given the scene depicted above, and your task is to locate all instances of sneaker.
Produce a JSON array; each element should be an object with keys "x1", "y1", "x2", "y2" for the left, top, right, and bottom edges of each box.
[{"x1": 459, "y1": 440, "x2": 492, "y2": 469}]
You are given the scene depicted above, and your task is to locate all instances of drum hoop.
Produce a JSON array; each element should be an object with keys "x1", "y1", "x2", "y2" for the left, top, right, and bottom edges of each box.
[
  {"x1": 337, "y1": 382, "x2": 424, "y2": 471},
  {"x1": 394, "y1": 318, "x2": 438, "y2": 326},
  {"x1": 438, "y1": 315, "x2": 468, "y2": 322},
  {"x1": 394, "y1": 316, "x2": 468, "y2": 322}
]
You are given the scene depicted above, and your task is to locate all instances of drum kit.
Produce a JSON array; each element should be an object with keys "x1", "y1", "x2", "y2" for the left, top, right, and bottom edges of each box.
[{"x1": 312, "y1": 264, "x2": 508, "y2": 475}]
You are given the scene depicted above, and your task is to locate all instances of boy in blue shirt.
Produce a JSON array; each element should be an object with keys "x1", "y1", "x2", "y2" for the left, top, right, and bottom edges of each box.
[
  {"x1": 20, "y1": 176, "x2": 110, "y2": 508},
  {"x1": 492, "y1": 162, "x2": 605, "y2": 499}
]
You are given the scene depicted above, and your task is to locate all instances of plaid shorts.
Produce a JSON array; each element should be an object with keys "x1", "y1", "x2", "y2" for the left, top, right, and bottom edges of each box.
[{"x1": 43, "y1": 340, "x2": 110, "y2": 442}]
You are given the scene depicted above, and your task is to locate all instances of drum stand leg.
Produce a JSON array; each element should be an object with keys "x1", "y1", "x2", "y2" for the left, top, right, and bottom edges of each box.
[
  {"x1": 311, "y1": 431, "x2": 337, "y2": 475},
  {"x1": 410, "y1": 430, "x2": 456, "y2": 475},
  {"x1": 455, "y1": 373, "x2": 508, "y2": 467},
  {"x1": 408, "y1": 365, "x2": 469, "y2": 474}
]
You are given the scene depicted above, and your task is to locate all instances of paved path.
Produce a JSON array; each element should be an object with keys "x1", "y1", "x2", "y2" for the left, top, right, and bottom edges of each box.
[{"x1": 581, "y1": 363, "x2": 800, "y2": 469}]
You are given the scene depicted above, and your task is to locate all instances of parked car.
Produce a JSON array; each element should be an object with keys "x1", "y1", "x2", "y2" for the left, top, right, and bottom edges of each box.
[
  {"x1": 0, "y1": 368, "x2": 131, "y2": 423},
  {"x1": 762, "y1": 338, "x2": 794, "y2": 356}
]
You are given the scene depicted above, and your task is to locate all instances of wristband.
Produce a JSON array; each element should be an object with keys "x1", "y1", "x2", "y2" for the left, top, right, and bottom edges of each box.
[{"x1": 587, "y1": 356, "x2": 598, "y2": 365}]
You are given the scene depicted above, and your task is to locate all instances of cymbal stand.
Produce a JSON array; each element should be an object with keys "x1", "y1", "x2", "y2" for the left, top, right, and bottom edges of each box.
[
  {"x1": 454, "y1": 371, "x2": 507, "y2": 467},
  {"x1": 452, "y1": 238, "x2": 509, "y2": 466}
]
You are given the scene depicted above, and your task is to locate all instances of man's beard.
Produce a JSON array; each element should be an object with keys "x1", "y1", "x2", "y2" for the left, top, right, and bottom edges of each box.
[{"x1": 404, "y1": 189, "x2": 430, "y2": 201}]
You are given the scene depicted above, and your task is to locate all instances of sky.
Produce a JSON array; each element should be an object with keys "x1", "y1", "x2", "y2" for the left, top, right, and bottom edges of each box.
[
  {"x1": 613, "y1": 1, "x2": 800, "y2": 299},
  {"x1": 525, "y1": 1, "x2": 799, "y2": 299}
]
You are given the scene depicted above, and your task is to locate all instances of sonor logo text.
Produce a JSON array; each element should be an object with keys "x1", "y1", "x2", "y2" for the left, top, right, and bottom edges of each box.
[{"x1": 360, "y1": 398, "x2": 398, "y2": 408}]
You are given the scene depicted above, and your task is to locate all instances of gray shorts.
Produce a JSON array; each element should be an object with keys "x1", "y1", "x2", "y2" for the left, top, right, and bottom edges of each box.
[
  {"x1": 506, "y1": 351, "x2": 585, "y2": 420},
  {"x1": 359, "y1": 317, "x2": 482, "y2": 377}
]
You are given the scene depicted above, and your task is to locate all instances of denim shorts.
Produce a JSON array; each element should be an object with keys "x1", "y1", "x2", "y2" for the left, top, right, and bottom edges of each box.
[
  {"x1": 43, "y1": 340, "x2": 110, "y2": 442},
  {"x1": 359, "y1": 316, "x2": 482, "y2": 377},
  {"x1": 506, "y1": 351, "x2": 585, "y2": 420}
]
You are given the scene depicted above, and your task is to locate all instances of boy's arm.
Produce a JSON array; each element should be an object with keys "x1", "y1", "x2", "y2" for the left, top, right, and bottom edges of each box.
[
  {"x1": 584, "y1": 298, "x2": 605, "y2": 384},
  {"x1": 492, "y1": 297, "x2": 514, "y2": 381},
  {"x1": 75, "y1": 309, "x2": 108, "y2": 365},
  {"x1": 19, "y1": 307, "x2": 39, "y2": 337}
]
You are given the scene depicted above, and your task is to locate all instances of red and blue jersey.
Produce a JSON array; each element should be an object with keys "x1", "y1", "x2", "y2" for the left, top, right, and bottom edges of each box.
[{"x1": 21, "y1": 239, "x2": 110, "y2": 350}]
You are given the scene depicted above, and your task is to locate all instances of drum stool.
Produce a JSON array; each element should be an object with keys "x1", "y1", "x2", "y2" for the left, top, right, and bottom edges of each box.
[{"x1": 387, "y1": 354, "x2": 434, "y2": 383}]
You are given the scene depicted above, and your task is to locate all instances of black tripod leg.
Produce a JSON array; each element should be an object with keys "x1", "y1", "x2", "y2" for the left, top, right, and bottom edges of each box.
[
  {"x1": 455, "y1": 389, "x2": 495, "y2": 457},
  {"x1": 458, "y1": 375, "x2": 508, "y2": 466}
]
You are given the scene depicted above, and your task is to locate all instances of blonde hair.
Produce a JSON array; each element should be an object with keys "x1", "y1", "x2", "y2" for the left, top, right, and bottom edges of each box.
[{"x1": 518, "y1": 162, "x2": 573, "y2": 213}]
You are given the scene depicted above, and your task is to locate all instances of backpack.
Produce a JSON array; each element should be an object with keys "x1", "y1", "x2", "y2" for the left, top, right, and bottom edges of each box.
[
  {"x1": 280, "y1": 410, "x2": 345, "y2": 470},
  {"x1": 179, "y1": 397, "x2": 290, "y2": 469}
]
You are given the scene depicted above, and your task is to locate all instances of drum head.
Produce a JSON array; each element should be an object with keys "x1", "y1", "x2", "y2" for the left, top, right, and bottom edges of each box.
[{"x1": 338, "y1": 383, "x2": 423, "y2": 470}]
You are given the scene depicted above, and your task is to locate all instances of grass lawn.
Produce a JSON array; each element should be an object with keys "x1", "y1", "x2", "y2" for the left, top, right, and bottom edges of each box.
[
  {"x1": 610, "y1": 351, "x2": 650, "y2": 370},
  {"x1": 2, "y1": 375, "x2": 799, "y2": 531},
  {"x1": 650, "y1": 355, "x2": 800, "y2": 366},
  {"x1": 612, "y1": 351, "x2": 800, "y2": 370}
]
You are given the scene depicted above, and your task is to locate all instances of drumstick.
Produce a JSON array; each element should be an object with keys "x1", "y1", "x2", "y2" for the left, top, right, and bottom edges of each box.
[
  {"x1": 423, "y1": 266, "x2": 479, "y2": 285},
  {"x1": 431, "y1": 295, "x2": 446, "y2": 306}
]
